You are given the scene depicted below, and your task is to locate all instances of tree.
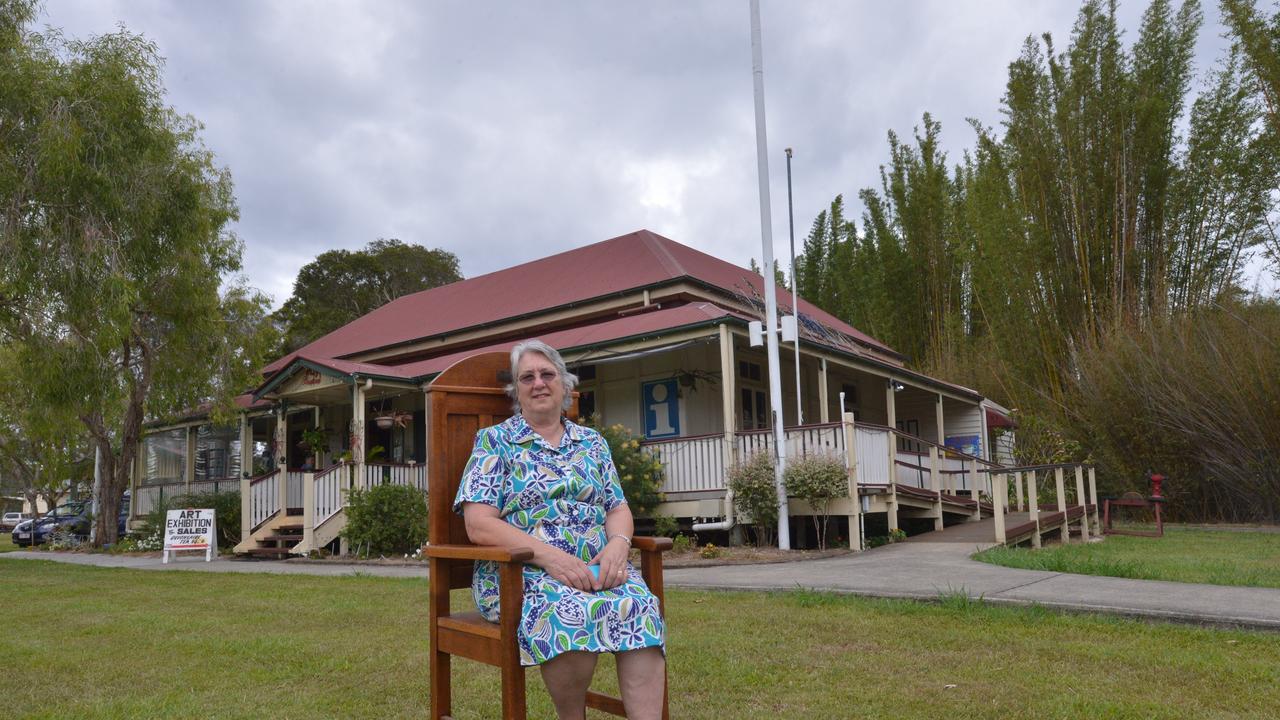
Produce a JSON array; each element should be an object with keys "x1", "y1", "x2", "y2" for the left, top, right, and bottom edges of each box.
[
  {"x1": 274, "y1": 239, "x2": 463, "y2": 354},
  {"x1": 0, "y1": 1, "x2": 277, "y2": 545}
]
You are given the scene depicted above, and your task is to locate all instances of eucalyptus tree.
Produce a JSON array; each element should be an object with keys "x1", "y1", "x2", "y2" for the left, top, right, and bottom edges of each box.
[{"x1": 0, "y1": 1, "x2": 276, "y2": 545}]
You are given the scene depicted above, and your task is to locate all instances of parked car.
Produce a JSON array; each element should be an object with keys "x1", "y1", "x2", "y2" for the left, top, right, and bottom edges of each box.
[
  {"x1": 11, "y1": 499, "x2": 129, "y2": 546},
  {"x1": 12, "y1": 502, "x2": 85, "y2": 546},
  {"x1": 1, "y1": 512, "x2": 31, "y2": 532}
]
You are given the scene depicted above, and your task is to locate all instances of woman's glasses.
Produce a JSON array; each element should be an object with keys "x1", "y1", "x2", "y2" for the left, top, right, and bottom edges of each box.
[{"x1": 517, "y1": 370, "x2": 559, "y2": 386}]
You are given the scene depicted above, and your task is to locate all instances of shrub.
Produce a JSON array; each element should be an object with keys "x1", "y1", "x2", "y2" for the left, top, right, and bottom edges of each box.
[
  {"x1": 728, "y1": 452, "x2": 778, "y2": 547},
  {"x1": 783, "y1": 455, "x2": 848, "y2": 550},
  {"x1": 47, "y1": 527, "x2": 83, "y2": 550},
  {"x1": 651, "y1": 514, "x2": 679, "y2": 538},
  {"x1": 699, "y1": 543, "x2": 721, "y2": 559},
  {"x1": 671, "y1": 533, "x2": 695, "y2": 554},
  {"x1": 137, "y1": 490, "x2": 241, "y2": 551},
  {"x1": 341, "y1": 484, "x2": 428, "y2": 557},
  {"x1": 585, "y1": 419, "x2": 665, "y2": 515}
]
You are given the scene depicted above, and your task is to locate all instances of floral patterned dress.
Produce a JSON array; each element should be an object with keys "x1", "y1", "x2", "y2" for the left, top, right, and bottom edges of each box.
[{"x1": 453, "y1": 414, "x2": 666, "y2": 666}]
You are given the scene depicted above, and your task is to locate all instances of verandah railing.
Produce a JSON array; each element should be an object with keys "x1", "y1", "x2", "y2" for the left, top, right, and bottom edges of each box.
[
  {"x1": 364, "y1": 462, "x2": 427, "y2": 492},
  {"x1": 641, "y1": 420, "x2": 1004, "y2": 498},
  {"x1": 314, "y1": 463, "x2": 353, "y2": 527},
  {"x1": 249, "y1": 469, "x2": 281, "y2": 530},
  {"x1": 134, "y1": 477, "x2": 241, "y2": 516}
]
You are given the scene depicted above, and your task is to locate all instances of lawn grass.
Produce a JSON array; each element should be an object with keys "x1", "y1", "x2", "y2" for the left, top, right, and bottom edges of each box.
[
  {"x1": 0, "y1": 534, "x2": 15, "y2": 553},
  {"x1": 976, "y1": 526, "x2": 1280, "y2": 588},
  {"x1": 2, "y1": 559, "x2": 1278, "y2": 718}
]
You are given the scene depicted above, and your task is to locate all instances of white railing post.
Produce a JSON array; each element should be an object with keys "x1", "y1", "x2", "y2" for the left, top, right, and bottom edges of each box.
[
  {"x1": 1028, "y1": 470, "x2": 1041, "y2": 549},
  {"x1": 1014, "y1": 470, "x2": 1025, "y2": 512},
  {"x1": 842, "y1": 412, "x2": 861, "y2": 550},
  {"x1": 886, "y1": 429, "x2": 899, "y2": 531},
  {"x1": 1074, "y1": 465, "x2": 1090, "y2": 541},
  {"x1": 302, "y1": 471, "x2": 315, "y2": 553},
  {"x1": 928, "y1": 445, "x2": 943, "y2": 531},
  {"x1": 968, "y1": 458, "x2": 981, "y2": 522},
  {"x1": 1054, "y1": 466, "x2": 1068, "y2": 543},
  {"x1": 1088, "y1": 466, "x2": 1100, "y2": 530},
  {"x1": 993, "y1": 472, "x2": 1007, "y2": 544}
]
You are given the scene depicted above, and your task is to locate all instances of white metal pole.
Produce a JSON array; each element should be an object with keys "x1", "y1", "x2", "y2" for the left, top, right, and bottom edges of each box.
[
  {"x1": 748, "y1": 0, "x2": 790, "y2": 549},
  {"x1": 89, "y1": 444, "x2": 102, "y2": 544},
  {"x1": 785, "y1": 147, "x2": 802, "y2": 426}
]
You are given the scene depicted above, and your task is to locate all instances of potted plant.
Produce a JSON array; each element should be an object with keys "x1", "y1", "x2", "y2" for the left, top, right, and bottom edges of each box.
[{"x1": 299, "y1": 427, "x2": 329, "y2": 465}]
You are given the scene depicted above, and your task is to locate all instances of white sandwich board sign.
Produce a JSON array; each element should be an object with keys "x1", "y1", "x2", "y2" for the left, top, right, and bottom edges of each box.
[{"x1": 162, "y1": 508, "x2": 216, "y2": 563}]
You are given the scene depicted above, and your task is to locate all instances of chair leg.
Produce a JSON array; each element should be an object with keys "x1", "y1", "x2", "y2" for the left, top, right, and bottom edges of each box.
[
  {"x1": 431, "y1": 649, "x2": 451, "y2": 719},
  {"x1": 501, "y1": 660, "x2": 526, "y2": 719}
]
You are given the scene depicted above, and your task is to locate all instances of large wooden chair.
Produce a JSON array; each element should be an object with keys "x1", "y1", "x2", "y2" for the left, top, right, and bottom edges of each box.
[{"x1": 424, "y1": 351, "x2": 672, "y2": 720}]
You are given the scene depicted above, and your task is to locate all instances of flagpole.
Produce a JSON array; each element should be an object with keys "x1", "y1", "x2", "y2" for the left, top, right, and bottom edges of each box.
[{"x1": 748, "y1": 0, "x2": 790, "y2": 549}]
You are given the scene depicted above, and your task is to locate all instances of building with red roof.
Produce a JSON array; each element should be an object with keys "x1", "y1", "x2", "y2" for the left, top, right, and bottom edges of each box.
[{"x1": 133, "y1": 230, "x2": 1015, "y2": 554}]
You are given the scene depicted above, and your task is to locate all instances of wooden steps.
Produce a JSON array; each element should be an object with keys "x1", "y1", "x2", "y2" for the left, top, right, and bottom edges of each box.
[{"x1": 240, "y1": 523, "x2": 303, "y2": 560}]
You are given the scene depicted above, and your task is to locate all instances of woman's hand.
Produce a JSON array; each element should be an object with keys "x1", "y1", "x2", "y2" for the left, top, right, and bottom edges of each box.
[
  {"x1": 589, "y1": 536, "x2": 631, "y2": 591},
  {"x1": 539, "y1": 546, "x2": 597, "y2": 592}
]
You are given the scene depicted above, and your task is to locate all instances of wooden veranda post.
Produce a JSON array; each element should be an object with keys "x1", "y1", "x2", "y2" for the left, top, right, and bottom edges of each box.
[
  {"x1": 1074, "y1": 465, "x2": 1090, "y2": 541},
  {"x1": 1014, "y1": 471, "x2": 1025, "y2": 512},
  {"x1": 992, "y1": 472, "x2": 1007, "y2": 544},
  {"x1": 718, "y1": 323, "x2": 737, "y2": 528},
  {"x1": 239, "y1": 413, "x2": 252, "y2": 543},
  {"x1": 885, "y1": 382, "x2": 899, "y2": 531},
  {"x1": 1027, "y1": 470, "x2": 1041, "y2": 549},
  {"x1": 968, "y1": 458, "x2": 981, "y2": 522},
  {"x1": 276, "y1": 405, "x2": 289, "y2": 513},
  {"x1": 842, "y1": 412, "x2": 861, "y2": 550},
  {"x1": 929, "y1": 445, "x2": 943, "y2": 531},
  {"x1": 1088, "y1": 467, "x2": 1100, "y2": 530},
  {"x1": 1054, "y1": 467, "x2": 1068, "y2": 543}
]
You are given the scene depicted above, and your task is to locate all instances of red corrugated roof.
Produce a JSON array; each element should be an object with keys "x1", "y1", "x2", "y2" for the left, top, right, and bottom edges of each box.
[{"x1": 265, "y1": 230, "x2": 896, "y2": 374}]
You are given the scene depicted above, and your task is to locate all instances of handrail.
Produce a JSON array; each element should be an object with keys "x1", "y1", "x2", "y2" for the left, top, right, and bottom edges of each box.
[
  {"x1": 980, "y1": 462, "x2": 1093, "y2": 474},
  {"x1": 857, "y1": 420, "x2": 1002, "y2": 467},
  {"x1": 248, "y1": 469, "x2": 279, "y2": 486}
]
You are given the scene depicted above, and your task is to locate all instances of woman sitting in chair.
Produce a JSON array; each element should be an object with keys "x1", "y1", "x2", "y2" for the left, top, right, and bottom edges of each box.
[{"x1": 455, "y1": 339, "x2": 666, "y2": 720}]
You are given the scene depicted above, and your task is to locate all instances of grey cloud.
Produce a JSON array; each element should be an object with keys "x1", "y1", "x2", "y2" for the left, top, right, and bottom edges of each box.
[{"x1": 46, "y1": 0, "x2": 1249, "y2": 307}]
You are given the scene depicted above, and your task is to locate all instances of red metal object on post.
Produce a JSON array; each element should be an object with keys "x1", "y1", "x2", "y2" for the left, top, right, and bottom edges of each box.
[{"x1": 1103, "y1": 472, "x2": 1165, "y2": 537}]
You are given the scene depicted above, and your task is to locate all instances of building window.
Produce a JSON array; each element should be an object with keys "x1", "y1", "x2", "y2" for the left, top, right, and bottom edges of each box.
[
  {"x1": 738, "y1": 360, "x2": 762, "y2": 382},
  {"x1": 575, "y1": 364, "x2": 597, "y2": 382},
  {"x1": 841, "y1": 383, "x2": 859, "y2": 412},
  {"x1": 578, "y1": 389, "x2": 596, "y2": 421},
  {"x1": 741, "y1": 388, "x2": 768, "y2": 430},
  {"x1": 143, "y1": 428, "x2": 187, "y2": 486},
  {"x1": 896, "y1": 419, "x2": 921, "y2": 453},
  {"x1": 195, "y1": 424, "x2": 242, "y2": 483}
]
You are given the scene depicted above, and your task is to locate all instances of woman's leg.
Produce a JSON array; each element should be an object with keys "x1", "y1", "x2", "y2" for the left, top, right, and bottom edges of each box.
[
  {"x1": 615, "y1": 647, "x2": 665, "y2": 720},
  {"x1": 539, "y1": 650, "x2": 599, "y2": 720}
]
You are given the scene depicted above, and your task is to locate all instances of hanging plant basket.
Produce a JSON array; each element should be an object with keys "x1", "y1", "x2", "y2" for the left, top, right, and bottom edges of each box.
[{"x1": 374, "y1": 411, "x2": 412, "y2": 431}]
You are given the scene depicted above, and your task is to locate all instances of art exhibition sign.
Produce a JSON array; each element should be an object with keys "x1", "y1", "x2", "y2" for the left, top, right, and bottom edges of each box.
[{"x1": 162, "y1": 508, "x2": 216, "y2": 563}]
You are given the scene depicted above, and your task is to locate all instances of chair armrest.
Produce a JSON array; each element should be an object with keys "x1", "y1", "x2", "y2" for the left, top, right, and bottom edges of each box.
[
  {"x1": 632, "y1": 536, "x2": 672, "y2": 553},
  {"x1": 423, "y1": 543, "x2": 534, "y2": 563}
]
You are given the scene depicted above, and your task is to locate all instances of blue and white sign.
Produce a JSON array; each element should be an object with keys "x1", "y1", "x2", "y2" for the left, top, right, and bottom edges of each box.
[{"x1": 642, "y1": 379, "x2": 681, "y2": 439}]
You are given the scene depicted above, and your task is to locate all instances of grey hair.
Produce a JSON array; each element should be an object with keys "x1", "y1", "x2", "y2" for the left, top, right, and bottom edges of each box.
[{"x1": 506, "y1": 339, "x2": 578, "y2": 412}]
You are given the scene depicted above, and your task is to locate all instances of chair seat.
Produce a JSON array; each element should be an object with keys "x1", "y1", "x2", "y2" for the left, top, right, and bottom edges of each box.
[{"x1": 437, "y1": 611, "x2": 505, "y2": 665}]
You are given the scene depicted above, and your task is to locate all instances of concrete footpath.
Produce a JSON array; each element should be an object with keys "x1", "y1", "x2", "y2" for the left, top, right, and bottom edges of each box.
[{"x1": 4, "y1": 543, "x2": 1280, "y2": 631}]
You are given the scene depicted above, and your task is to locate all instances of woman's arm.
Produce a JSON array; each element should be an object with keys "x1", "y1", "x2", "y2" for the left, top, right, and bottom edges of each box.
[
  {"x1": 461, "y1": 502, "x2": 597, "y2": 592},
  {"x1": 590, "y1": 503, "x2": 635, "y2": 590}
]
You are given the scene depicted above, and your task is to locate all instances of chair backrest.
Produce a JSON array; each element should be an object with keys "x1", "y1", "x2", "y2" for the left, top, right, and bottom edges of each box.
[{"x1": 424, "y1": 350, "x2": 576, "y2": 590}]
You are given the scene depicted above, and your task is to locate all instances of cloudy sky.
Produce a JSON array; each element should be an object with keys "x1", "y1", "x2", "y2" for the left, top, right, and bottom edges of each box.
[{"x1": 45, "y1": 1, "x2": 1269, "y2": 308}]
